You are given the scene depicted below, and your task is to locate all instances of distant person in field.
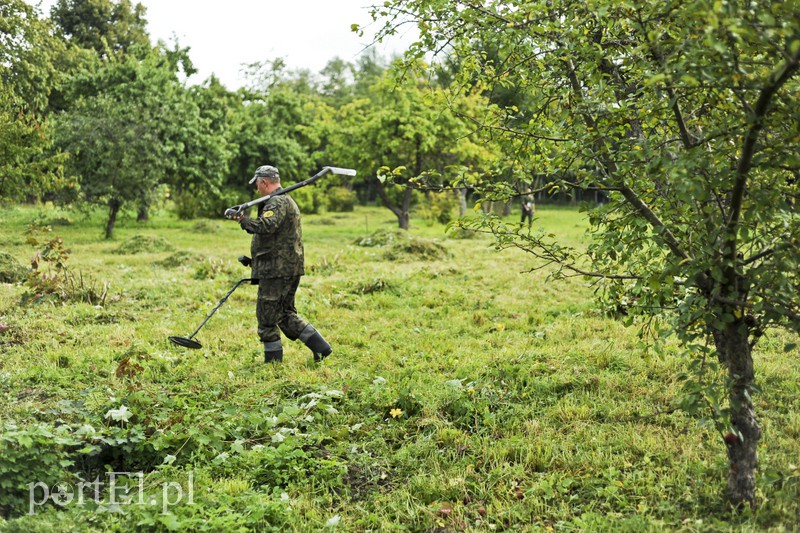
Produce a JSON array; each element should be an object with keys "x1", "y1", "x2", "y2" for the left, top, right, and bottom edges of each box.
[
  {"x1": 229, "y1": 165, "x2": 332, "y2": 364},
  {"x1": 521, "y1": 191, "x2": 535, "y2": 228}
]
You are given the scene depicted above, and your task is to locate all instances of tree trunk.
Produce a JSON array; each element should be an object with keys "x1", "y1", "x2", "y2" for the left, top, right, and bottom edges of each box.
[
  {"x1": 375, "y1": 180, "x2": 411, "y2": 230},
  {"x1": 398, "y1": 188, "x2": 412, "y2": 230},
  {"x1": 137, "y1": 205, "x2": 149, "y2": 222},
  {"x1": 713, "y1": 322, "x2": 761, "y2": 507},
  {"x1": 397, "y1": 210, "x2": 410, "y2": 230},
  {"x1": 457, "y1": 189, "x2": 468, "y2": 217},
  {"x1": 106, "y1": 198, "x2": 121, "y2": 239}
]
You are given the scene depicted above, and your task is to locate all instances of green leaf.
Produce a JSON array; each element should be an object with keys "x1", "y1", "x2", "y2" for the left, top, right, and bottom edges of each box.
[
  {"x1": 159, "y1": 513, "x2": 183, "y2": 531},
  {"x1": 645, "y1": 73, "x2": 667, "y2": 86}
]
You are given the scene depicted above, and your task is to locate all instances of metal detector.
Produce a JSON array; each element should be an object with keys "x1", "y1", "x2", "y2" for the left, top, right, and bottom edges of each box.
[
  {"x1": 224, "y1": 166, "x2": 357, "y2": 219},
  {"x1": 168, "y1": 277, "x2": 256, "y2": 349}
]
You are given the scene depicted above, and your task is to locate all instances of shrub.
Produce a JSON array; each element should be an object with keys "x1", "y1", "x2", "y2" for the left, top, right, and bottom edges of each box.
[
  {"x1": 419, "y1": 192, "x2": 458, "y2": 225},
  {"x1": 290, "y1": 186, "x2": 325, "y2": 215},
  {"x1": 171, "y1": 191, "x2": 203, "y2": 221},
  {"x1": 326, "y1": 187, "x2": 357, "y2": 212},
  {"x1": 0, "y1": 423, "x2": 80, "y2": 518},
  {"x1": 172, "y1": 189, "x2": 244, "y2": 220}
]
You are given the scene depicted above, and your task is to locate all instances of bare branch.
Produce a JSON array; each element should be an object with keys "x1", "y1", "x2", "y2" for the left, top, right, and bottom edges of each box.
[{"x1": 476, "y1": 226, "x2": 643, "y2": 281}]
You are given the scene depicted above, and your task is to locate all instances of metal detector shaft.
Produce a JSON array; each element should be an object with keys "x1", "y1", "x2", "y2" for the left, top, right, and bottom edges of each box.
[
  {"x1": 186, "y1": 277, "x2": 255, "y2": 339},
  {"x1": 225, "y1": 166, "x2": 356, "y2": 219}
]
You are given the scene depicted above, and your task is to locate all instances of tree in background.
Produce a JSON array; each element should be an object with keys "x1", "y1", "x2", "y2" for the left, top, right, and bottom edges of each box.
[
  {"x1": 169, "y1": 75, "x2": 236, "y2": 219},
  {"x1": 55, "y1": 90, "x2": 163, "y2": 238},
  {"x1": 50, "y1": 0, "x2": 149, "y2": 58},
  {"x1": 223, "y1": 60, "x2": 329, "y2": 204},
  {"x1": 323, "y1": 64, "x2": 500, "y2": 229},
  {"x1": 373, "y1": 0, "x2": 800, "y2": 506},
  {"x1": 55, "y1": 46, "x2": 227, "y2": 236},
  {"x1": 46, "y1": 0, "x2": 232, "y2": 225},
  {"x1": 319, "y1": 57, "x2": 356, "y2": 107},
  {"x1": 0, "y1": 0, "x2": 69, "y2": 201}
]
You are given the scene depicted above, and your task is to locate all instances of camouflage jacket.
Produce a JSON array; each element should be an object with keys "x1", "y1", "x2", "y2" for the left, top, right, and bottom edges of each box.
[{"x1": 239, "y1": 194, "x2": 304, "y2": 279}]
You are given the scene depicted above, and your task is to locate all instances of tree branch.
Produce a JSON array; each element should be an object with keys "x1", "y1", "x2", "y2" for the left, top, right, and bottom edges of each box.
[
  {"x1": 563, "y1": 58, "x2": 695, "y2": 265},
  {"x1": 715, "y1": 295, "x2": 800, "y2": 326},
  {"x1": 454, "y1": 109, "x2": 572, "y2": 143},
  {"x1": 477, "y1": 226, "x2": 643, "y2": 281},
  {"x1": 726, "y1": 36, "x2": 800, "y2": 243}
]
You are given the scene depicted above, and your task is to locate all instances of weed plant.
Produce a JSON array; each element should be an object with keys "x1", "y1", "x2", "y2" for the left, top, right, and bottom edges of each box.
[{"x1": 0, "y1": 204, "x2": 798, "y2": 531}]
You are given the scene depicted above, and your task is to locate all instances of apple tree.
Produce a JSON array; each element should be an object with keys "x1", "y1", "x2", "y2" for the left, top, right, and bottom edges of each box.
[{"x1": 372, "y1": 0, "x2": 800, "y2": 506}]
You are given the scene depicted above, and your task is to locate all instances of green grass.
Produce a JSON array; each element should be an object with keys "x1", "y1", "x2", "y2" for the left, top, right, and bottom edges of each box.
[{"x1": 1, "y1": 203, "x2": 798, "y2": 531}]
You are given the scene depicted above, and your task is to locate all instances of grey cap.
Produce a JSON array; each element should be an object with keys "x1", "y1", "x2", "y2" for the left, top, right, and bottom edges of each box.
[{"x1": 249, "y1": 165, "x2": 279, "y2": 184}]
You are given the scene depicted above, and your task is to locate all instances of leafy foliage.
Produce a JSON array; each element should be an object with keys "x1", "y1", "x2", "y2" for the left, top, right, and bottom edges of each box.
[
  {"x1": 0, "y1": 1, "x2": 69, "y2": 201},
  {"x1": 225, "y1": 83, "x2": 319, "y2": 193},
  {"x1": 322, "y1": 64, "x2": 501, "y2": 228},
  {"x1": 325, "y1": 187, "x2": 357, "y2": 213},
  {"x1": 50, "y1": 0, "x2": 150, "y2": 58},
  {"x1": 287, "y1": 183, "x2": 326, "y2": 215},
  {"x1": 0, "y1": 0, "x2": 65, "y2": 113},
  {"x1": 0, "y1": 423, "x2": 80, "y2": 518},
  {"x1": 54, "y1": 46, "x2": 228, "y2": 236}
]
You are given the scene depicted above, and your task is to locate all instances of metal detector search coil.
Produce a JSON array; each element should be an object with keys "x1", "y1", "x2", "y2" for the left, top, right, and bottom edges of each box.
[{"x1": 168, "y1": 277, "x2": 256, "y2": 349}]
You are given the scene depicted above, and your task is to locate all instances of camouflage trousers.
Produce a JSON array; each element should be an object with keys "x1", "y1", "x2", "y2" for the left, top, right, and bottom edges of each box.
[{"x1": 256, "y1": 276, "x2": 309, "y2": 343}]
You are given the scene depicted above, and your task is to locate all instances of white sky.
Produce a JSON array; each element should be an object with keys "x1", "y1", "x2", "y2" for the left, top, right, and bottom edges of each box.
[{"x1": 25, "y1": 0, "x2": 416, "y2": 89}]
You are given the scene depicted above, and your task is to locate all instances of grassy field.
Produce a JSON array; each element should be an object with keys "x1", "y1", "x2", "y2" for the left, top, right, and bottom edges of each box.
[{"x1": 0, "y1": 203, "x2": 798, "y2": 532}]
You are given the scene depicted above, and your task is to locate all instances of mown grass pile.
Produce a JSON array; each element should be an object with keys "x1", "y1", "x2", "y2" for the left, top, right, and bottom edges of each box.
[{"x1": 0, "y1": 204, "x2": 798, "y2": 531}]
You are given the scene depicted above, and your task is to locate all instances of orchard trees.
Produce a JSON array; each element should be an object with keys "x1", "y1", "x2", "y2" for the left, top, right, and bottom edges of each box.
[
  {"x1": 372, "y1": 0, "x2": 800, "y2": 505},
  {"x1": 0, "y1": 0, "x2": 68, "y2": 201},
  {"x1": 226, "y1": 86, "x2": 319, "y2": 192},
  {"x1": 55, "y1": 47, "x2": 229, "y2": 236},
  {"x1": 325, "y1": 65, "x2": 500, "y2": 229}
]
